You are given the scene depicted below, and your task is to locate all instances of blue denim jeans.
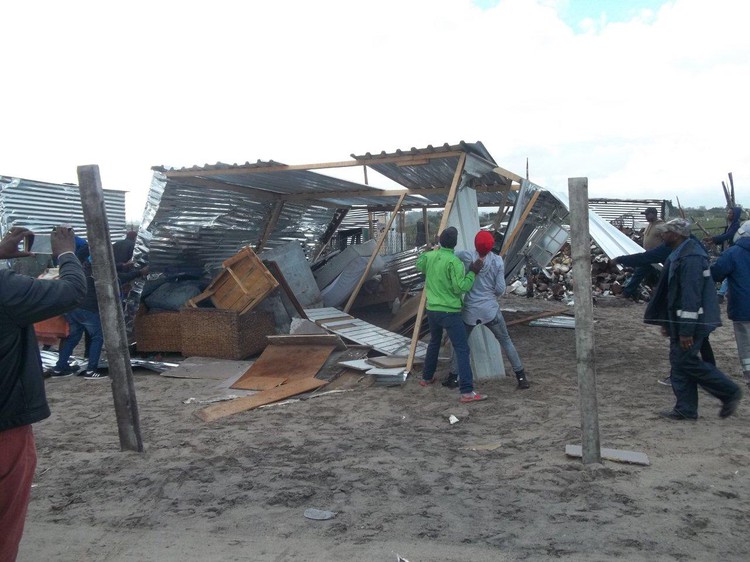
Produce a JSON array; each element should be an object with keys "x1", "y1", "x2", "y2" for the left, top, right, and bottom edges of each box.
[
  {"x1": 623, "y1": 265, "x2": 657, "y2": 298},
  {"x1": 670, "y1": 333, "x2": 740, "y2": 418},
  {"x1": 57, "y1": 309, "x2": 104, "y2": 371},
  {"x1": 450, "y1": 312, "x2": 524, "y2": 375},
  {"x1": 423, "y1": 311, "x2": 474, "y2": 394}
]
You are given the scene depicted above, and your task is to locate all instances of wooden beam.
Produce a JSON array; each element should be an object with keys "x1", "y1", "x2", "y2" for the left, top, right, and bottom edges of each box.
[
  {"x1": 500, "y1": 190, "x2": 541, "y2": 256},
  {"x1": 493, "y1": 165, "x2": 523, "y2": 183},
  {"x1": 491, "y1": 186, "x2": 511, "y2": 231},
  {"x1": 164, "y1": 152, "x2": 465, "y2": 179},
  {"x1": 256, "y1": 200, "x2": 284, "y2": 252},
  {"x1": 77, "y1": 165, "x2": 144, "y2": 453},
  {"x1": 405, "y1": 152, "x2": 467, "y2": 375},
  {"x1": 505, "y1": 308, "x2": 570, "y2": 327},
  {"x1": 343, "y1": 192, "x2": 407, "y2": 313}
]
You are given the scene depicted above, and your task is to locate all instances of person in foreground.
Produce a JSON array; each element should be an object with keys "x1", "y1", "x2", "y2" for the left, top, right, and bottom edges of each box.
[
  {"x1": 415, "y1": 227, "x2": 487, "y2": 403},
  {"x1": 446, "y1": 230, "x2": 530, "y2": 390},
  {"x1": 710, "y1": 220, "x2": 750, "y2": 387},
  {"x1": 0, "y1": 226, "x2": 86, "y2": 562},
  {"x1": 643, "y1": 218, "x2": 742, "y2": 420}
]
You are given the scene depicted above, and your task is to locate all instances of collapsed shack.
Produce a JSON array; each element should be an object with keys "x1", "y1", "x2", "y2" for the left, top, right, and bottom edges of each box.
[{"x1": 125, "y1": 142, "x2": 648, "y2": 417}]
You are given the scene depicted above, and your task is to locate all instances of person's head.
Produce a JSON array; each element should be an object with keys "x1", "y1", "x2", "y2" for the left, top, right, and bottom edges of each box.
[
  {"x1": 439, "y1": 227, "x2": 458, "y2": 249},
  {"x1": 474, "y1": 230, "x2": 495, "y2": 257},
  {"x1": 125, "y1": 230, "x2": 137, "y2": 240},
  {"x1": 643, "y1": 207, "x2": 659, "y2": 223},
  {"x1": 734, "y1": 220, "x2": 750, "y2": 243},
  {"x1": 656, "y1": 218, "x2": 691, "y2": 248}
]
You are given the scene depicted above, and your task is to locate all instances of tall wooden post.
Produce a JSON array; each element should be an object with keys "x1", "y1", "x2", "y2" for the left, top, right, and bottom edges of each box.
[
  {"x1": 568, "y1": 177, "x2": 600, "y2": 464},
  {"x1": 77, "y1": 165, "x2": 144, "y2": 452}
]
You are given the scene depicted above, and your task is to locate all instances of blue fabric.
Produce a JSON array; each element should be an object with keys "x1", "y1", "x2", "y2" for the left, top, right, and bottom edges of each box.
[
  {"x1": 711, "y1": 237, "x2": 750, "y2": 321},
  {"x1": 710, "y1": 206, "x2": 743, "y2": 247},
  {"x1": 57, "y1": 308, "x2": 104, "y2": 371},
  {"x1": 669, "y1": 334, "x2": 739, "y2": 418},
  {"x1": 422, "y1": 311, "x2": 474, "y2": 394}
]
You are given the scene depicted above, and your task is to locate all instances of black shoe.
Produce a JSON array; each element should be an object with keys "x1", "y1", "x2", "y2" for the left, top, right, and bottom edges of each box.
[
  {"x1": 51, "y1": 366, "x2": 79, "y2": 378},
  {"x1": 657, "y1": 375, "x2": 672, "y2": 386},
  {"x1": 719, "y1": 390, "x2": 742, "y2": 419},
  {"x1": 516, "y1": 376, "x2": 530, "y2": 389},
  {"x1": 442, "y1": 373, "x2": 459, "y2": 388},
  {"x1": 83, "y1": 371, "x2": 108, "y2": 380},
  {"x1": 658, "y1": 409, "x2": 697, "y2": 421}
]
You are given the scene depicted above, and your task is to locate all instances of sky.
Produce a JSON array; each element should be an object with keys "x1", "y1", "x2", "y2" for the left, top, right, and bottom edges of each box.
[{"x1": 2, "y1": 0, "x2": 748, "y2": 221}]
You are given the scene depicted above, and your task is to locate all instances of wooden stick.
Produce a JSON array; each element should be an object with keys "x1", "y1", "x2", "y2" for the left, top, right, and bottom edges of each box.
[
  {"x1": 505, "y1": 308, "x2": 570, "y2": 327},
  {"x1": 256, "y1": 200, "x2": 284, "y2": 252},
  {"x1": 689, "y1": 217, "x2": 711, "y2": 237},
  {"x1": 77, "y1": 165, "x2": 144, "y2": 453},
  {"x1": 676, "y1": 196, "x2": 686, "y2": 219},
  {"x1": 343, "y1": 192, "x2": 407, "y2": 313},
  {"x1": 405, "y1": 153, "x2": 467, "y2": 375},
  {"x1": 568, "y1": 177, "x2": 601, "y2": 465},
  {"x1": 501, "y1": 190, "x2": 541, "y2": 256},
  {"x1": 729, "y1": 173, "x2": 735, "y2": 206},
  {"x1": 722, "y1": 181, "x2": 732, "y2": 207}
]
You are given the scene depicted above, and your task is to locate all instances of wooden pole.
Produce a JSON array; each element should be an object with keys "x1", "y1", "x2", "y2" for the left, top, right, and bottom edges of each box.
[
  {"x1": 568, "y1": 177, "x2": 601, "y2": 465},
  {"x1": 405, "y1": 153, "x2": 466, "y2": 375},
  {"x1": 491, "y1": 186, "x2": 510, "y2": 232},
  {"x1": 77, "y1": 165, "x2": 144, "y2": 452},
  {"x1": 256, "y1": 200, "x2": 284, "y2": 252},
  {"x1": 500, "y1": 190, "x2": 541, "y2": 256},
  {"x1": 422, "y1": 207, "x2": 429, "y2": 246},
  {"x1": 728, "y1": 173, "x2": 735, "y2": 206},
  {"x1": 343, "y1": 193, "x2": 407, "y2": 313}
]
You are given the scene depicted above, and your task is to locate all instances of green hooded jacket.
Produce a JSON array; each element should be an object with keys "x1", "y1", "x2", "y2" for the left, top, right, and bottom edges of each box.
[{"x1": 416, "y1": 247, "x2": 476, "y2": 312}]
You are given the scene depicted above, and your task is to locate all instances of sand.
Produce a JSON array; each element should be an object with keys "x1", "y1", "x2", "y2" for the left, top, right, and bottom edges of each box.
[{"x1": 18, "y1": 295, "x2": 750, "y2": 561}]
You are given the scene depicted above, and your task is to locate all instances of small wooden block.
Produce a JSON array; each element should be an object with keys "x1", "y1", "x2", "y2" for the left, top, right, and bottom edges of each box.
[{"x1": 565, "y1": 444, "x2": 650, "y2": 466}]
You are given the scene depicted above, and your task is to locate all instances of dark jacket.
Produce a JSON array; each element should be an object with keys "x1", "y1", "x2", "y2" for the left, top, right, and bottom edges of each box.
[
  {"x1": 78, "y1": 261, "x2": 143, "y2": 313},
  {"x1": 711, "y1": 236, "x2": 750, "y2": 321},
  {"x1": 710, "y1": 206, "x2": 743, "y2": 248},
  {"x1": 0, "y1": 254, "x2": 86, "y2": 431},
  {"x1": 644, "y1": 238, "x2": 721, "y2": 337},
  {"x1": 615, "y1": 236, "x2": 707, "y2": 268}
]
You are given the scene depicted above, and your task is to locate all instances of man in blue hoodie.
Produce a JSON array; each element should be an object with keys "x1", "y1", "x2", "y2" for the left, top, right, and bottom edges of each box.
[
  {"x1": 711, "y1": 220, "x2": 750, "y2": 387},
  {"x1": 704, "y1": 206, "x2": 743, "y2": 302},
  {"x1": 644, "y1": 218, "x2": 741, "y2": 420}
]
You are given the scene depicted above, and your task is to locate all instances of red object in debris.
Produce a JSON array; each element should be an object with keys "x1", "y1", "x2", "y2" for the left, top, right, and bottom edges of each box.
[{"x1": 34, "y1": 315, "x2": 69, "y2": 347}]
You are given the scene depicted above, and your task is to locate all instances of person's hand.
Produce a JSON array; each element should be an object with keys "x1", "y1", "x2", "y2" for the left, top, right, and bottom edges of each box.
[
  {"x1": 50, "y1": 226, "x2": 76, "y2": 259},
  {"x1": 469, "y1": 258, "x2": 484, "y2": 274},
  {"x1": 0, "y1": 226, "x2": 34, "y2": 259},
  {"x1": 679, "y1": 335, "x2": 693, "y2": 350}
]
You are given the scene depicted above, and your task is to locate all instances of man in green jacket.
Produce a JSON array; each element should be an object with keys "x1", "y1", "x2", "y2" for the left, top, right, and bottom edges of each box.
[{"x1": 415, "y1": 227, "x2": 487, "y2": 403}]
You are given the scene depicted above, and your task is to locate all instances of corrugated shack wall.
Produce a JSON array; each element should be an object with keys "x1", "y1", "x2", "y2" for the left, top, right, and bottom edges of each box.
[
  {"x1": 136, "y1": 173, "x2": 332, "y2": 275},
  {"x1": 0, "y1": 176, "x2": 127, "y2": 239}
]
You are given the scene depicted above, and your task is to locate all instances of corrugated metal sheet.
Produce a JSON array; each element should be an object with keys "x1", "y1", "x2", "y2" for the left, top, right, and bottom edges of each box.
[
  {"x1": 0, "y1": 176, "x2": 127, "y2": 240},
  {"x1": 588, "y1": 198, "x2": 669, "y2": 228}
]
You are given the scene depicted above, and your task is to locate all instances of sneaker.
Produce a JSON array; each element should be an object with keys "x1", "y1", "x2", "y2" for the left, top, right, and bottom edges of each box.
[
  {"x1": 658, "y1": 375, "x2": 672, "y2": 386},
  {"x1": 50, "y1": 366, "x2": 79, "y2": 378},
  {"x1": 441, "y1": 373, "x2": 459, "y2": 389},
  {"x1": 719, "y1": 389, "x2": 742, "y2": 419},
  {"x1": 459, "y1": 391, "x2": 488, "y2": 403},
  {"x1": 419, "y1": 377, "x2": 437, "y2": 387},
  {"x1": 83, "y1": 371, "x2": 108, "y2": 380},
  {"x1": 658, "y1": 409, "x2": 697, "y2": 421}
]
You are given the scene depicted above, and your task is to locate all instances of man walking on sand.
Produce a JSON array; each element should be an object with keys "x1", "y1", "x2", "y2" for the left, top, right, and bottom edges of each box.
[
  {"x1": 415, "y1": 227, "x2": 487, "y2": 403},
  {"x1": 445, "y1": 230, "x2": 530, "y2": 390},
  {"x1": 0, "y1": 226, "x2": 86, "y2": 561},
  {"x1": 711, "y1": 220, "x2": 750, "y2": 387},
  {"x1": 644, "y1": 218, "x2": 742, "y2": 420}
]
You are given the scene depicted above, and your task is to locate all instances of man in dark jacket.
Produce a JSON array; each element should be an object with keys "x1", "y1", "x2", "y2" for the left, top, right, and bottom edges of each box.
[
  {"x1": 711, "y1": 220, "x2": 750, "y2": 386},
  {"x1": 705, "y1": 206, "x2": 743, "y2": 302},
  {"x1": 0, "y1": 226, "x2": 86, "y2": 561},
  {"x1": 644, "y1": 218, "x2": 741, "y2": 420}
]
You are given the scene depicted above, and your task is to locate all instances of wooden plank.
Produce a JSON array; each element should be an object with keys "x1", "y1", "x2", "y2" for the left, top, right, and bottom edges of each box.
[
  {"x1": 197, "y1": 377, "x2": 328, "y2": 421},
  {"x1": 230, "y1": 343, "x2": 335, "y2": 388},
  {"x1": 231, "y1": 376, "x2": 287, "y2": 391},
  {"x1": 505, "y1": 308, "x2": 570, "y2": 327},
  {"x1": 501, "y1": 190, "x2": 541, "y2": 256},
  {"x1": 265, "y1": 260, "x2": 307, "y2": 318},
  {"x1": 565, "y1": 444, "x2": 649, "y2": 466},
  {"x1": 266, "y1": 334, "x2": 347, "y2": 351},
  {"x1": 367, "y1": 355, "x2": 409, "y2": 368}
]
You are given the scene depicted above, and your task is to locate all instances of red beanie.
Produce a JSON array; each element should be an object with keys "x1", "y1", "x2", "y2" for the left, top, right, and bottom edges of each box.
[{"x1": 474, "y1": 231, "x2": 495, "y2": 256}]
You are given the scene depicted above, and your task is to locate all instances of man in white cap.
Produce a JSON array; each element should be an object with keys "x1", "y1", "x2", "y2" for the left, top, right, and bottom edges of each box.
[
  {"x1": 644, "y1": 218, "x2": 741, "y2": 420},
  {"x1": 711, "y1": 220, "x2": 750, "y2": 386}
]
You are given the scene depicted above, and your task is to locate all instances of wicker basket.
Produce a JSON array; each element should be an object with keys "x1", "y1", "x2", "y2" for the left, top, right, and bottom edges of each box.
[
  {"x1": 180, "y1": 307, "x2": 275, "y2": 360},
  {"x1": 134, "y1": 307, "x2": 182, "y2": 353}
]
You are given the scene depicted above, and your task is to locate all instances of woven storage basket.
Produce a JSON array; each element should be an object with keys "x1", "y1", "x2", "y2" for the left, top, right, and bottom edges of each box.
[
  {"x1": 180, "y1": 307, "x2": 275, "y2": 360},
  {"x1": 134, "y1": 306, "x2": 182, "y2": 353}
]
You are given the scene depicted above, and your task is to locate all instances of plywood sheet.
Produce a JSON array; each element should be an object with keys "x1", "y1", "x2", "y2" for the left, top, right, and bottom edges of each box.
[
  {"x1": 231, "y1": 376, "x2": 287, "y2": 391},
  {"x1": 230, "y1": 344, "x2": 334, "y2": 389},
  {"x1": 266, "y1": 334, "x2": 347, "y2": 351},
  {"x1": 197, "y1": 377, "x2": 327, "y2": 421}
]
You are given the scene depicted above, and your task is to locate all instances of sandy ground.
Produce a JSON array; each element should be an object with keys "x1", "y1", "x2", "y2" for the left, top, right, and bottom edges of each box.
[{"x1": 18, "y1": 295, "x2": 750, "y2": 562}]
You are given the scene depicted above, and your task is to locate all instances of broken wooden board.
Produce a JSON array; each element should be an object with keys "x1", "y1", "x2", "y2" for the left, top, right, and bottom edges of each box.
[
  {"x1": 266, "y1": 334, "x2": 347, "y2": 351},
  {"x1": 230, "y1": 344, "x2": 334, "y2": 389},
  {"x1": 565, "y1": 444, "x2": 650, "y2": 466},
  {"x1": 304, "y1": 307, "x2": 428, "y2": 358},
  {"x1": 316, "y1": 345, "x2": 371, "y2": 382},
  {"x1": 231, "y1": 376, "x2": 287, "y2": 391},
  {"x1": 366, "y1": 355, "x2": 423, "y2": 368},
  {"x1": 388, "y1": 292, "x2": 423, "y2": 331},
  {"x1": 197, "y1": 377, "x2": 328, "y2": 421}
]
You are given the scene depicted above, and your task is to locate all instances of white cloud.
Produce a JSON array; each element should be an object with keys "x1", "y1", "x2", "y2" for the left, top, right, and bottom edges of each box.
[{"x1": 1, "y1": 0, "x2": 747, "y2": 220}]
